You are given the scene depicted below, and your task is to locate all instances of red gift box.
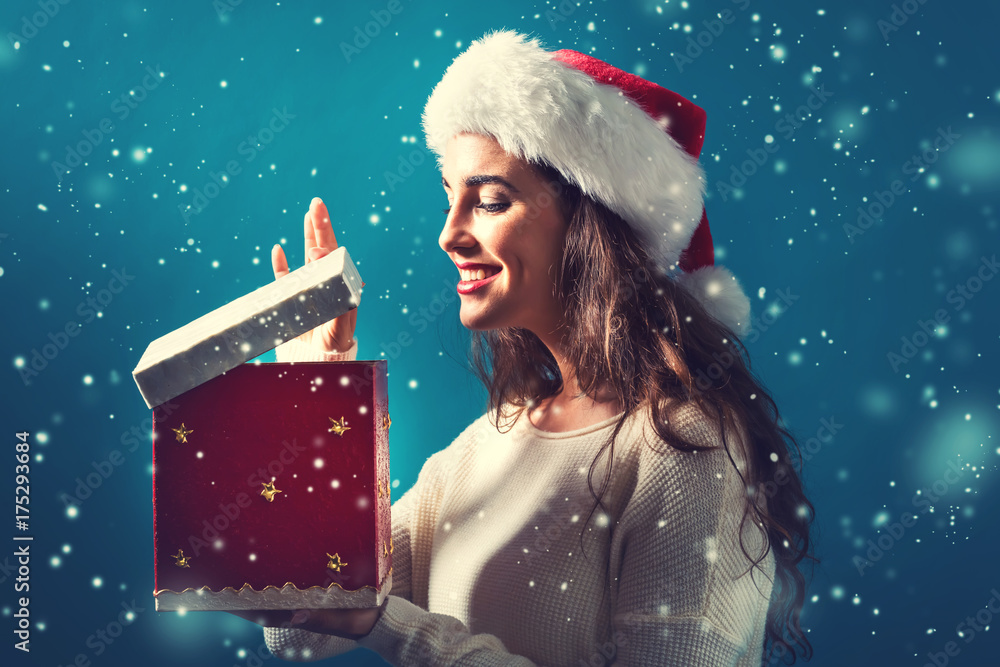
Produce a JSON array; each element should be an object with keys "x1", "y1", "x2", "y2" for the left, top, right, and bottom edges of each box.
[
  {"x1": 151, "y1": 359, "x2": 391, "y2": 611},
  {"x1": 131, "y1": 246, "x2": 389, "y2": 611}
]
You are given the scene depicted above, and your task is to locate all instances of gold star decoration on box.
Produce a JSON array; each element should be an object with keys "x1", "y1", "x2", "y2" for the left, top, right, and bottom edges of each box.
[
  {"x1": 328, "y1": 416, "x2": 351, "y2": 437},
  {"x1": 378, "y1": 480, "x2": 384, "y2": 498},
  {"x1": 326, "y1": 552, "x2": 348, "y2": 572},
  {"x1": 171, "y1": 549, "x2": 192, "y2": 568},
  {"x1": 383, "y1": 541, "x2": 389, "y2": 558},
  {"x1": 172, "y1": 423, "x2": 194, "y2": 443},
  {"x1": 383, "y1": 413, "x2": 391, "y2": 430},
  {"x1": 260, "y1": 480, "x2": 282, "y2": 502}
]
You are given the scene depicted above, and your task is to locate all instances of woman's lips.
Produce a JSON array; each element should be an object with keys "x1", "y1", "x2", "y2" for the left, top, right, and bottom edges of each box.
[{"x1": 457, "y1": 269, "x2": 501, "y2": 294}]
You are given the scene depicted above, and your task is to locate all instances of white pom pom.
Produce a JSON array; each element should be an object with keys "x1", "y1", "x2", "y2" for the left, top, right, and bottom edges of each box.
[{"x1": 675, "y1": 265, "x2": 751, "y2": 335}]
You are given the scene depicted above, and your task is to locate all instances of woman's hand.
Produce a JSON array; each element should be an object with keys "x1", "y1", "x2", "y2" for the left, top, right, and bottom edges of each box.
[
  {"x1": 226, "y1": 602, "x2": 386, "y2": 640},
  {"x1": 273, "y1": 197, "x2": 359, "y2": 354}
]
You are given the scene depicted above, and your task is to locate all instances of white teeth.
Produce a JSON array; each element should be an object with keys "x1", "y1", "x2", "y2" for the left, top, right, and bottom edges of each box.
[{"x1": 460, "y1": 267, "x2": 500, "y2": 282}]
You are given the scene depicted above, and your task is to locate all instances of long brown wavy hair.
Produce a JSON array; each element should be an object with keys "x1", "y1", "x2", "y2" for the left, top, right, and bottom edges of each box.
[{"x1": 463, "y1": 160, "x2": 817, "y2": 664}]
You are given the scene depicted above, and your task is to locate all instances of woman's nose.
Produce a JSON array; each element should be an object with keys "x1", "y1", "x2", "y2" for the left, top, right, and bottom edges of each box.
[{"x1": 438, "y1": 207, "x2": 474, "y2": 254}]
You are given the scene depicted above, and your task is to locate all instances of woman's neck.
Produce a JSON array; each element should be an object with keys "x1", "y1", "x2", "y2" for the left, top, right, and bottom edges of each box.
[
  {"x1": 527, "y1": 383, "x2": 623, "y2": 433},
  {"x1": 527, "y1": 324, "x2": 623, "y2": 432}
]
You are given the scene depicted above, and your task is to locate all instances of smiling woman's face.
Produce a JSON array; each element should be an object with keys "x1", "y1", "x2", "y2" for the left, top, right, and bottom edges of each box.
[{"x1": 438, "y1": 133, "x2": 569, "y2": 336}]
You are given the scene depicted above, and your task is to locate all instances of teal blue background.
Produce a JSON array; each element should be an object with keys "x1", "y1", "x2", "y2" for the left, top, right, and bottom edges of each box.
[{"x1": 1, "y1": 1, "x2": 999, "y2": 665}]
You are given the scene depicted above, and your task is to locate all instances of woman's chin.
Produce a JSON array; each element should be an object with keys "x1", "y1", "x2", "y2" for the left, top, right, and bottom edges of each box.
[
  {"x1": 460, "y1": 314, "x2": 489, "y2": 331},
  {"x1": 459, "y1": 305, "x2": 500, "y2": 332}
]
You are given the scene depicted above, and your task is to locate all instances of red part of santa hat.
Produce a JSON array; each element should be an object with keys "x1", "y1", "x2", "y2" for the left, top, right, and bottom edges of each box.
[
  {"x1": 551, "y1": 47, "x2": 717, "y2": 274},
  {"x1": 422, "y1": 30, "x2": 750, "y2": 334}
]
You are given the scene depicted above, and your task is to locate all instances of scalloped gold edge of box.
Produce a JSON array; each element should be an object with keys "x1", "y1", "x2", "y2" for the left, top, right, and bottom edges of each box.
[
  {"x1": 153, "y1": 572, "x2": 392, "y2": 611},
  {"x1": 153, "y1": 579, "x2": 380, "y2": 596}
]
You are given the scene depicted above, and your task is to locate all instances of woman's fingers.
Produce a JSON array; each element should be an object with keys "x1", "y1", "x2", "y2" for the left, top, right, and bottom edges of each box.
[
  {"x1": 227, "y1": 607, "x2": 375, "y2": 639},
  {"x1": 311, "y1": 197, "x2": 337, "y2": 252},
  {"x1": 304, "y1": 201, "x2": 317, "y2": 264},
  {"x1": 227, "y1": 609, "x2": 294, "y2": 627},
  {"x1": 304, "y1": 197, "x2": 337, "y2": 267},
  {"x1": 308, "y1": 245, "x2": 333, "y2": 262},
  {"x1": 271, "y1": 244, "x2": 290, "y2": 280}
]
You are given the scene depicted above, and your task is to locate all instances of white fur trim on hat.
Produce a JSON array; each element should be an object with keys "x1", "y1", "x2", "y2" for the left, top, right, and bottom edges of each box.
[
  {"x1": 674, "y1": 264, "x2": 752, "y2": 335},
  {"x1": 421, "y1": 30, "x2": 706, "y2": 272}
]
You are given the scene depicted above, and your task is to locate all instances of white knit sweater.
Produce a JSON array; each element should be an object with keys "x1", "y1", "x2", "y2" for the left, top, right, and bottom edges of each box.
[{"x1": 264, "y1": 337, "x2": 774, "y2": 666}]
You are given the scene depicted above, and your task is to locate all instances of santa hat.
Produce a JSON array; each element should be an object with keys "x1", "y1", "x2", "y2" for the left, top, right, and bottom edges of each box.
[{"x1": 421, "y1": 30, "x2": 751, "y2": 335}]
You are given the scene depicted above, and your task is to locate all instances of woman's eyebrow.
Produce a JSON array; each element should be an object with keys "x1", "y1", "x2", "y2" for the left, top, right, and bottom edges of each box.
[{"x1": 441, "y1": 174, "x2": 520, "y2": 193}]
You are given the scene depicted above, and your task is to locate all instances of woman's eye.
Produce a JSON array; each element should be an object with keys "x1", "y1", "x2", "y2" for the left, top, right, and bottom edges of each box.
[
  {"x1": 442, "y1": 202, "x2": 510, "y2": 215},
  {"x1": 477, "y1": 202, "x2": 510, "y2": 213}
]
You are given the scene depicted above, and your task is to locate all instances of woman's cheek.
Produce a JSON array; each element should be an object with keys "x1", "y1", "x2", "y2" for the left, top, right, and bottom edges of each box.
[
  {"x1": 501, "y1": 215, "x2": 539, "y2": 243},
  {"x1": 520, "y1": 199, "x2": 543, "y2": 221}
]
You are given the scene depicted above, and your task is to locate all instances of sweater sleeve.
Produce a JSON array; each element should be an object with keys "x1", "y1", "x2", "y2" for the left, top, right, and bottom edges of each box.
[
  {"x1": 273, "y1": 336, "x2": 358, "y2": 362},
  {"x1": 606, "y1": 417, "x2": 773, "y2": 666},
  {"x1": 354, "y1": 595, "x2": 537, "y2": 666}
]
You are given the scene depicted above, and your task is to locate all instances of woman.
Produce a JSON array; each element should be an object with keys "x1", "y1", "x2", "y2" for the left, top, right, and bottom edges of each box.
[{"x1": 233, "y1": 30, "x2": 816, "y2": 666}]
